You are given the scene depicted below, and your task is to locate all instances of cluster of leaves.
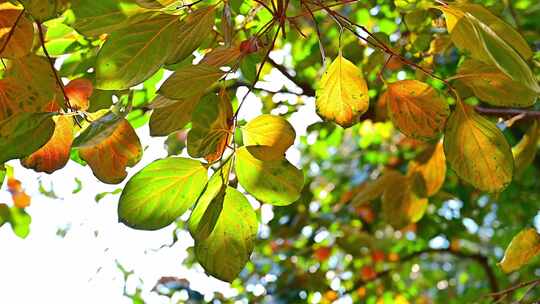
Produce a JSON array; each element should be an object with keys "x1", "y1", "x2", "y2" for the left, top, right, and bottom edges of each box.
[{"x1": 1, "y1": 0, "x2": 540, "y2": 301}]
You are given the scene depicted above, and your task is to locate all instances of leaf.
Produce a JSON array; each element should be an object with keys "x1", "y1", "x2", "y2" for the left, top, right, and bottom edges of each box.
[
  {"x1": 202, "y1": 46, "x2": 243, "y2": 67},
  {"x1": 165, "y1": 6, "x2": 216, "y2": 65},
  {"x1": 236, "y1": 146, "x2": 304, "y2": 206},
  {"x1": 78, "y1": 118, "x2": 143, "y2": 184},
  {"x1": 21, "y1": 116, "x2": 73, "y2": 174},
  {"x1": 242, "y1": 114, "x2": 296, "y2": 160},
  {"x1": 18, "y1": 0, "x2": 68, "y2": 21},
  {"x1": 96, "y1": 13, "x2": 183, "y2": 90},
  {"x1": 149, "y1": 94, "x2": 201, "y2": 136},
  {"x1": 188, "y1": 92, "x2": 233, "y2": 162},
  {"x1": 316, "y1": 53, "x2": 369, "y2": 128},
  {"x1": 513, "y1": 121, "x2": 540, "y2": 177},
  {"x1": 118, "y1": 157, "x2": 208, "y2": 230},
  {"x1": 134, "y1": 0, "x2": 180, "y2": 9},
  {"x1": 351, "y1": 170, "x2": 402, "y2": 206},
  {"x1": 194, "y1": 187, "x2": 257, "y2": 282},
  {"x1": 0, "y1": 6, "x2": 34, "y2": 58},
  {"x1": 385, "y1": 80, "x2": 449, "y2": 140},
  {"x1": 0, "y1": 112, "x2": 55, "y2": 164},
  {"x1": 65, "y1": 78, "x2": 93, "y2": 111},
  {"x1": 71, "y1": 0, "x2": 145, "y2": 36},
  {"x1": 407, "y1": 141, "x2": 446, "y2": 196},
  {"x1": 73, "y1": 112, "x2": 122, "y2": 148},
  {"x1": 454, "y1": 60, "x2": 537, "y2": 108},
  {"x1": 381, "y1": 173, "x2": 428, "y2": 229},
  {"x1": 158, "y1": 63, "x2": 224, "y2": 99},
  {"x1": 443, "y1": 102, "x2": 513, "y2": 192},
  {"x1": 8, "y1": 206, "x2": 31, "y2": 238},
  {"x1": 499, "y1": 228, "x2": 540, "y2": 273}
]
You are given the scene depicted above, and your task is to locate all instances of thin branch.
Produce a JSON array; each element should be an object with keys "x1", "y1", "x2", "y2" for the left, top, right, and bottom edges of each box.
[
  {"x1": 485, "y1": 278, "x2": 540, "y2": 300},
  {"x1": 267, "y1": 57, "x2": 315, "y2": 96},
  {"x1": 0, "y1": 8, "x2": 25, "y2": 55},
  {"x1": 474, "y1": 106, "x2": 540, "y2": 119}
]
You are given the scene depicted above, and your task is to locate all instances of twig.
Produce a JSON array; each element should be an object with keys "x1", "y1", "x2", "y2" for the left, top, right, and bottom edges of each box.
[
  {"x1": 475, "y1": 106, "x2": 540, "y2": 119},
  {"x1": 486, "y1": 278, "x2": 540, "y2": 300}
]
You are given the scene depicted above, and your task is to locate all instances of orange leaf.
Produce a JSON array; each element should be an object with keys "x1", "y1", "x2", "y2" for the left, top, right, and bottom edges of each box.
[
  {"x1": 65, "y1": 78, "x2": 93, "y2": 111},
  {"x1": 0, "y1": 7, "x2": 34, "y2": 58},
  {"x1": 21, "y1": 116, "x2": 74, "y2": 174},
  {"x1": 407, "y1": 141, "x2": 446, "y2": 196},
  {"x1": 12, "y1": 191, "x2": 30, "y2": 208}
]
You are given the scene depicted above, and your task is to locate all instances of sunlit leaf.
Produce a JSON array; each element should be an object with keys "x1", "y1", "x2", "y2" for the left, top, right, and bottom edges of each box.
[
  {"x1": 443, "y1": 102, "x2": 513, "y2": 192},
  {"x1": 351, "y1": 169, "x2": 402, "y2": 206},
  {"x1": 194, "y1": 187, "x2": 257, "y2": 282},
  {"x1": 407, "y1": 141, "x2": 446, "y2": 196},
  {"x1": 134, "y1": 0, "x2": 179, "y2": 9},
  {"x1": 499, "y1": 228, "x2": 540, "y2": 273},
  {"x1": 18, "y1": 0, "x2": 68, "y2": 21},
  {"x1": 71, "y1": 0, "x2": 145, "y2": 36},
  {"x1": 0, "y1": 112, "x2": 55, "y2": 163},
  {"x1": 118, "y1": 157, "x2": 207, "y2": 230},
  {"x1": 21, "y1": 116, "x2": 73, "y2": 174},
  {"x1": 236, "y1": 146, "x2": 304, "y2": 206},
  {"x1": 381, "y1": 173, "x2": 428, "y2": 229},
  {"x1": 149, "y1": 94, "x2": 201, "y2": 137},
  {"x1": 158, "y1": 63, "x2": 224, "y2": 100},
  {"x1": 65, "y1": 78, "x2": 93, "y2": 111},
  {"x1": 0, "y1": 6, "x2": 34, "y2": 58},
  {"x1": 202, "y1": 46, "x2": 243, "y2": 67},
  {"x1": 513, "y1": 121, "x2": 540, "y2": 177},
  {"x1": 385, "y1": 80, "x2": 449, "y2": 140},
  {"x1": 316, "y1": 53, "x2": 369, "y2": 128},
  {"x1": 242, "y1": 114, "x2": 296, "y2": 160}
]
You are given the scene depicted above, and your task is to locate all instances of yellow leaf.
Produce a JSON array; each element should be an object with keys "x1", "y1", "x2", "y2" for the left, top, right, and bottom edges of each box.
[
  {"x1": 513, "y1": 121, "x2": 540, "y2": 177},
  {"x1": 443, "y1": 102, "x2": 513, "y2": 192},
  {"x1": 385, "y1": 80, "x2": 449, "y2": 140},
  {"x1": 242, "y1": 114, "x2": 295, "y2": 160},
  {"x1": 499, "y1": 228, "x2": 540, "y2": 273},
  {"x1": 407, "y1": 141, "x2": 446, "y2": 196},
  {"x1": 0, "y1": 6, "x2": 34, "y2": 58},
  {"x1": 382, "y1": 173, "x2": 428, "y2": 229},
  {"x1": 316, "y1": 54, "x2": 369, "y2": 128}
]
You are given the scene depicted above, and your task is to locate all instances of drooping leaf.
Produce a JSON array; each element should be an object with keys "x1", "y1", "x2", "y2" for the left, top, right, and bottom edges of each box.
[
  {"x1": 78, "y1": 118, "x2": 142, "y2": 184},
  {"x1": 21, "y1": 116, "x2": 73, "y2": 174},
  {"x1": 0, "y1": 6, "x2": 34, "y2": 58},
  {"x1": 0, "y1": 112, "x2": 55, "y2": 163},
  {"x1": 385, "y1": 80, "x2": 449, "y2": 140},
  {"x1": 158, "y1": 63, "x2": 224, "y2": 99},
  {"x1": 118, "y1": 157, "x2": 208, "y2": 230},
  {"x1": 71, "y1": 0, "x2": 145, "y2": 36},
  {"x1": 513, "y1": 121, "x2": 540, "y2": 177},
  {"x1": 316, "y1": 53, "x2": 369, "y2": 128},
  {"x1": 242, "y1": 114, "x2": 296, "y2": 160},
  {"x1": 149, "y1": 94, "x2": 201, "y2": 137},
  {"x1": 188, "y1": 92, "x2": 233, "y2": 162},
  {"x1": 381, "y1": 173, "x2": 428, "y2": 229},
  {"x1": 96, "y1": 13, "x2": 184, "y2": 90},
  {"x1": 454, "y1": 59, "x2": 537, "y2": 108},
  {"x1": 194, "y1": 187, "x2": 257, "y2": 282},
  {"x1": 407, "y1": 141, "x2": 446, "y2": 196},
  {"x1": 443, "y1": 102, "x2": 513, "y2": 192},
  {"x1": 499, "y1": 228, "x2": 540, "y2": 273},
  {"x1": 236, "y1": 146, "x2": 304, "y2": 206}
]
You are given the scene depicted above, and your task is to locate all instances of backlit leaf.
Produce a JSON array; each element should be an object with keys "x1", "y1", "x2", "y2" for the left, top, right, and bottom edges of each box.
[
  {"x1": 21, "y1": 116, "x2": 73, "y2": 174},
  {"x1": 187, "y1": 92, "x2": 233, "y2": 162},
  {"x1": 71, "y1": 0, "x2": 145, "y2": 36},
  {"x1": 407, "y1": 141, "x2": 446, "y2": 196},
  {"x1": 18, "y1": 0, "x2": 68, "y2": 21},
  {"x1": 236, "y1": 146, "x2": 304, "y2": 206},
  {"x1": 0, "y1": 6, "x2": 34, "y2": 58},
  {"x1": 158, "y1": 63, "x2": 224, "y2": 100},
  {"x1": 242, "y1": 114, "x2": 296, "y2": 160},
  {"x1": 499, "y1": 228, "x2": 540, "y2": 273},
  {"x1": 79, "y1": 118, "x2": 142, "y2": 184},
  {"x1": 134, "y1": 0, "x2": 179, "y2": 9},
  {"x1": 0, "y1": 112, "x2": 55, "y2": 164},
  {"x1": 194, "y1": 187, "x2": 257, "y2": 282},
  {"x1": 385, "y1": 80, "x2": 449, "y2": 140},
  {"x1": 381, "y1": 173, "x2": 428, "y2": 229},
  {"x1": 513, "y1": 121, "x2": 540, "y2": 177},
  {"x1": 118, "y1": 157, "x2": 207, "y2": 230},
  {"x1": 149, "y1": 94, "x2": 201, "y2": 137},
  {"x1": 65, "y1": 78, "x2": 93, "y2": 111},
  {"x1": 73, "y1": 112, "x2": 122, "y2": 148},
  {"x1": 316, "y1": 53, "x2": 369, "y2": 128},
  {"x1": 443, "y1": 102, "x2": 513, "y2": 192},
  {"x1": 351, "y1": 170, "x2": 402, "y2": 206},
  {"x1": 202, "y1": 46, "x2": 243, "y2": 67}
]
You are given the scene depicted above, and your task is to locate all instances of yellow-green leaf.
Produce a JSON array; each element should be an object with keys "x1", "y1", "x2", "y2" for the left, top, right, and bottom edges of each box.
[
  {"x1": 499, "y1": 228, "x2": 540, "y2": 273},
  {"x1": 316, "y1": 54, "x2": 369, "y2": 128},
  {"x1": 149, "y1": 94, "x2": 201, "y2": 137},
  {"x1": 443, "y1": 102, "x2": 513, "y2": 192},
  {"x1": 158, "y1": 63, "x2": 224, "y2": 100},
  {"x1": 71, "y1": 0, "x2": 145, "y2": 36},
  {"x1": 242, "y1": 114, "x2": 296, "y2": 160},
  {"x1": 18, "y1": 0, "x2": 68, "y2": 21},
  {"x1": 385, "y1": 80, "x2": 449, "y2": 140}
]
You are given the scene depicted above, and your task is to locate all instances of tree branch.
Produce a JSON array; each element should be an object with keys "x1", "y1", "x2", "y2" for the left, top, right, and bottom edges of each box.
[
  {"x1": 266, "y1": 57, "x2": 316, "y2": 96},
  {"x1": 474, "y1": 106, "x2": 540, "y2": 119}
]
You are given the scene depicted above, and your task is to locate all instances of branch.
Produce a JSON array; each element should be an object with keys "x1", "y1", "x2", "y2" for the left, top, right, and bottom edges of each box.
[
  {"x1": 474, "y1": 106, "x2": 540, "y2": 119},
  {"x1": 485, "y1": 278, "x2": 540, "y2": 300},
  {"x1": 267, "y1": 57, "x2": 316, "y2": 96}
]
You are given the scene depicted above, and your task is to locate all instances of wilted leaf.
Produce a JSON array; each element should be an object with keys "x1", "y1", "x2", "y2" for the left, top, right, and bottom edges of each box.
[
  {"x1": 513, "y1": 121, "x2": 540, "y2": 177},
  {"x1": 0, "y1": 112, "x2": 55, "y2": 163},
  {"x1": 242, "y1": 114, "x2": 296, "y2": 160},
  {"x1": 499, "y1": 228, "x2": 540, "y2": 273},
  {"x1": 118, "y1": 157, "x2": 208, "y2": 230},
  {"x1": 158, "y1": 63, "x2": 224, "y2": 99},
  {"x1": 21, "y1": 116, "x2": 73, "y2": 174},
  {"x1": 149, "y1": 94, "x2": 201, "y2": 136},
  {"x1": 407, "y1": 141, "x2": 446, "y2": 196},
  {"x1": 194, "y1": 187, "x2": 257, "y2": 282},
  {"x1": 236, "y1": 146, "x2": 304, "y2": 206},
  {"x1": 0, "y1": 6, "x2": 34, "y2": 58},
  {"x1": 316, "y1": 53, "x2": 369, "y2": 128},
  {"x1": 443, "y1": 102, "x2": 513, "y2": 192},
  {"x1": 187, "y1": 92, "x2": 233, "y2": 162},
  {"x1": 385, "y1": 80, "x2": 449, "y2": 140}
]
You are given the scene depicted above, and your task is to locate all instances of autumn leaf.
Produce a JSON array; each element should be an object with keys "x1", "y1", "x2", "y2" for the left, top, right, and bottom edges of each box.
[
  {"x1": 513, "y1": 121, "x2": 540, "y2": 177},
  {"x1": 0, "y1": 5, "x2": 34, "y2": 58},
  {"x1": 351, "y1": 169, "x2": 402, "y2": 206},
  {"x1": 242, "y1": 114, "x2": 296, "y2": 160},
  {"x1": 158, "y1": 63, "x2": 224, "y2": 100},
  {"x1": 65, "y1": 78, "x2": 93, "y2": 111},
  {"x1": 499, "y1": 228, "x2": 540, "y2": 273},
  {"x1": 385, "y1": 80, "x2": 449, "y2": 140},
  {"x1": 71, "y1": 0, "x2": 145, "y2": 36},
  {"x1": 316, "y1": 53, "x2": 369, "y2": 128},
  {"x1": 407, "y1": 141, "x2": 446, "y2": 196},
  {"x1": 149, "y1": 94, "x2": 202, "y2": 137}
]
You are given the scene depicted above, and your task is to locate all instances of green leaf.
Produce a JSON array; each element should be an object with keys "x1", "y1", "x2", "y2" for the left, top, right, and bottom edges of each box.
[
  {"x1": 0, "y1": 112, "x2": 55, "y2": 164},
  {"x1": 499, "y1": 228, "x2": 540, "y2": 273},
  {"x1": 118, "y1": 157, "x2": 207, "y2": 230},
  {"x1": 96, "y1": 13, "x2": 183, "y2": 90},
  {"x1": 188, "y1": 173, "x2": 226, "y2": 241},
  {"x1": 73, "y1": 112, "x2": 122, "y2": 148},
  {"x1": 242, "y1": 114, "x2": 296, "y2": 160},
  {"x1": 149, "y1": 95, "x2": 201, "y2": 136},
  {"x1": 187, "y1": 92, "x2": 233, "y2": 162},
  {"x1": 158, "y1": 63, "x2": 224, "y2": 99},
  {"x1": 0, "y1": 164, "x2": 6, "y2": 189},
  {"x1": 194, "y1": 187, "x2": 257, "y2": 282},
  {"x1": 236, "y1": 146, "x2": 304, "y2": 206},
  {"x1": 6, "y1": 206, "x2": 31, "y2": 238},
  {"x1": 18, "y1": 0, "x2": 68, "y2": 21},
  {"x1": 71, "y1": 0, "x2": 145, "y2": 36},
  {"x1": 443, "y1": 102, "x2": 514, "y2": 192},
  {"x1": 316, "y1": 53, "x2": 369, "y2": 128}
]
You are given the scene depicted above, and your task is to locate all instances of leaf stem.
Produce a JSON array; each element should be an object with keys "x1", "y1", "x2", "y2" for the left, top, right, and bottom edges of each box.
[{"x1": 0, "y1": 8, "x2": 25, "y2": 56}]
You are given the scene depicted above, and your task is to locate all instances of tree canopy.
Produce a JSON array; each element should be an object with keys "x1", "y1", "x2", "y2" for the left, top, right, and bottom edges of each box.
[{"x1": 1, "y1": 0, "x2": 540, "y2": 302}]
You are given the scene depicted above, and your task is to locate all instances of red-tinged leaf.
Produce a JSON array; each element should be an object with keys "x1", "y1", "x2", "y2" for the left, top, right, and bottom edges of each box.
[
  {"x1": 21, "y1": 116, "x2": 73, "y2": 174},
  {"x1": 7, "y1": 178, "x2": 31, "y2": 209},
  {"x1": 0, "y1": 6, "x2": 34, "y2": 58},
  {"x1": 79, "y1": 118, "x2": 143, "y2": 184},
  {"x1": 65, "y1": 78, "x2": 93, "y2": 111}
]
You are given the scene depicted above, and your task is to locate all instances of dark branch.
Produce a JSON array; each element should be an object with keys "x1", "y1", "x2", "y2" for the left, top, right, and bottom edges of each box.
[
  {"x1": 267, "y1": 57, "x2": 316, "y2": 96},
  {"x1": 474, "y1": 106, "x2": 540, "y2": 119}
]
